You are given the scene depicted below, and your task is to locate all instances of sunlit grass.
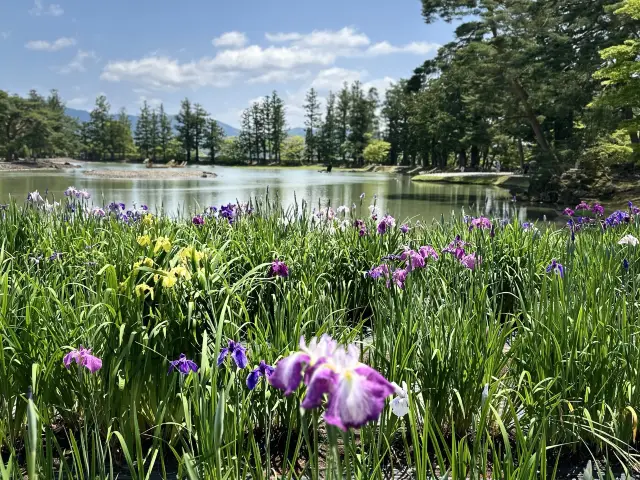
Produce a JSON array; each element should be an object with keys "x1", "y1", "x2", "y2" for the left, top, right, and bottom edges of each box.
[{"x1": 0, "y1": 196, "x2": 638, "y2": 479}]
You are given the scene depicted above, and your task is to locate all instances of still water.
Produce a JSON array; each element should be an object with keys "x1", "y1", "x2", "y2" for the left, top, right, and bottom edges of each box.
[{"x1": 0, "y1": 163, "x2": 555, "y2": 222}]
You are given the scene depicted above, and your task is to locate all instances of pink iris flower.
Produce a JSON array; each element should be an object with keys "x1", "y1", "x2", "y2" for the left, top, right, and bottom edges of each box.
[{"x1": 63, "y1": 346, "x2": 102, "y2": 373}]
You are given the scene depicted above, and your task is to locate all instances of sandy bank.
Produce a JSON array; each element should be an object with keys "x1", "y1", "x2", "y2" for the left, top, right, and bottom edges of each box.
[
  {"x1": 412, "y1": 172, "x2": 530, "y2": 190},
  {"x1": 83, "y1": 169, "x2": 217, "y2": 180},
  {"x1": 0, "y1": 158, "x2": 81, "y2": 172}
]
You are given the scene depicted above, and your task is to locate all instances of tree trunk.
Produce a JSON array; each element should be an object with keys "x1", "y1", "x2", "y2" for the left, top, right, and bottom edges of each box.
[
  {"x1": 470, "y1": 145, "x2": 479, "y2": 168},
  {"x1": 458, "y1": 149, "x2": 467, "y2": 168},
  {"x1": 623, "y1": 107, "x2": 639, "y2": 144},
  {"x1": 509, "y1": 78, "x2": 556, "y2": 158},
  {"x1": 422, "y1": 148, "x2": 429, "y2": 168},
  {"x1": 517, "y1": 138, "x2": 525, "y2": 169}
]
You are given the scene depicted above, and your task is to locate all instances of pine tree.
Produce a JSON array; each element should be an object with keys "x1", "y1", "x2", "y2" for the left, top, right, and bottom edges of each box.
[
  {"x1": 270, "y1": 91, "x2": 287, "y2": 163},
  {"x1": 176, "y1": 98, "x2": 194, "y2": 163},
  {"x1": 303, "y1": 88, "x2": 321, "y2": 163},
  {"x1": 149, "y1": 110, "x2": 159, "y2": 161},
  {"x1": 134, "y1": 101, "x2": 152, "y2": 159},
  {"x1": 238, "y1": 108, "x2": 253, "y2": 163},
  {"x1": 336, "y1": 83, "x2": 350, "y2": 161},
  {"x1": 158, "y1": 104, "x2": 173, "y2": 161},
  {"x1": 319, "y1": 91, "x2": 337, "y2": 164},
  {"x1": 193, "y1": 103, "x2": 208, "y2": 162},
  {"x1": 87, "y1": 95, "x2": 110, "y2": 160},
  {"x1": 203, "y1": 118, "x2": 226, "y2": 163}
]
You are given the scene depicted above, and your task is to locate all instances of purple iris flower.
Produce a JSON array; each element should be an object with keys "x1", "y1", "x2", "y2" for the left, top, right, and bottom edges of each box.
[
  {"x1": 392, "y1": 268, "x2": 408, "y2": 289},
  {"x1": 522, "y1": 222, "x2": 532, "y2": 230},
  {"x1": 381, "y1": 254, "x2": 403, "y2": 261},
  {"x1": 419, "y1": 245, "x2": 439, "y2": 260},
  {"x1": 49, "y1": 252, "x2": 63, "y2": 261},
  {"x1": 168, "y1": 354, "x2": 199, "y2": 375},
  {"x1": 192, "y1": 215, "x2": 205, "y2": 226},
  {"x1": 247, "y1": 360, "x2": 275, "y2": 390},
  {"x1": 563, "y1": 208, "x2": 575, "y2": 217},
  {"x1": 443, "y1": 236, "x2": 467, "y2": 257},
  {"x1": 63, "y1": 346, "x2": 102, "y2": 373},
  {"x1": 606, "y1": 210, "x2": 631, "y2": 227},
  {"x1": 64, "y1": 186, "x2": 78, "y2": 197},
  {"x1": 629, "y1": 202, "x2": 640, "y2": 215},
  {"x1": 400, "y1": 249, "x2": 425, "y2": 272},
  {"x1": 460, "y1": 252, "x2": 480, "y2": 270},
  {"x1": 269, "y1": 260, "x2": 290, "y2": 278},
  {"x1": 140, "y1": 204, "x2": 149, "y2": 211},
  {"x1": 269, "y1": 336, "x2": 395, "y2": 432},
  {"x1": 591, "y1": 204, "x2": 604, "y2": 216},
  {"x1": 400, "y1": 224, "x2": 409, "y2": 234},
  {"x1": 220, "y1": 204, "x2": 236, "y2": 223},
  {"x1": 470, "y1": 216, "x2": 492, "y2": 230},
  {"x1": 367, "y1": 264, "x2": 389, "y2": 279},
  {"x1": 546, "y1": 259, "x2": 565, "y2": 278},
  {"x1": 490, "y1": 224, "x2": 495, "y2": 238},
  {"x1": 575, "y1": 201, "x2": 590, "y2": 211},
  {"x1": 376, "y1": 215, "x2": 396, "y2": 234},
  {"x1": 623, "y1": 258, "x2": 630, "y2": 272},
  {"x1": 217, "y1": 340, "x2": 248, "y2": 369},
  {"x1": 91, "y1": 207, "x2": 106, "y2": 217}
]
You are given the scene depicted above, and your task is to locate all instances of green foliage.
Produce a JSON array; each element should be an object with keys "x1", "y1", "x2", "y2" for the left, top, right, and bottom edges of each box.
[
  {"x1": 363, "y1": 139, "x2": 391, "y2": 164},
  {"x1": 281, "y1": 135, "x2": 305, "y2": 165},
  {"x1": 0, "y1": 194, "x2": 639, "y2": 478}
]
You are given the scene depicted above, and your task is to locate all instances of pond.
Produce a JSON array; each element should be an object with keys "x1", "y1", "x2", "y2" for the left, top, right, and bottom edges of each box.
[{"x1": 0, "y1": 163, "x2": 557, "y2": 222}]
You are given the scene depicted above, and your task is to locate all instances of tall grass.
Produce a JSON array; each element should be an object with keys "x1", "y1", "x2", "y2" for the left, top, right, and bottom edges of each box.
[{"x1": 0, "y1": 195, "x2": 638, "y2": 479}]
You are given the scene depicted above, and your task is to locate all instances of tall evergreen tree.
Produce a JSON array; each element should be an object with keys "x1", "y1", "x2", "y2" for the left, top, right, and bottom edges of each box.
[
  {"x1": 303, "y1": 88, "x2": 321, "y2": 163},
  {"x1": 336, "y1": 83, "x2": 350, "y2": 161},
  {"x1": 176, "y1": 98, "x2": 194, "y2": 163},
  {"x1": 87, "y1": 95, "x2": 110, "y2": 160},
  {"x1": 158, "y1": 104, "x2": 173, "y2": 161},
  {"x1": 193, "y1": 103, "x2": 208, "y2": 162},
  {"x1": 270, "y1": 91, "x2": 287, "y2": 163},
  {"x1": 134, "y1": 101, "x2": 152, "y2": 159},
  {"x1": 203, "y1": 118, "x2": 226, "y2": 163}
]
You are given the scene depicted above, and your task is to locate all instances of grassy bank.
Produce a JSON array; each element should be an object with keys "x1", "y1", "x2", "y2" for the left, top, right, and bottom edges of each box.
[
  {"x1": 412, "y1": 173, "x2": 531, "y2": 190},
  {"x1": 0, "y1": 192, "x2": 638, "y2": 479}
]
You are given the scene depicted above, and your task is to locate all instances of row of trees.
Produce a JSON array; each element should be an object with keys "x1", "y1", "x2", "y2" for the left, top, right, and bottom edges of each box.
[
  {"x1": 234, "y1": 83, "x2": 379, "y2": 166},
  {"x1": 368, "y1": 0, "x2": 640, "y2": 198}
]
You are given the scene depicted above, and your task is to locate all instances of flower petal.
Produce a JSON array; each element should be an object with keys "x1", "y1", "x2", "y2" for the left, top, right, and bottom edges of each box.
[
  {"x1": 216, "y1": 348, "x2": 229, "y2": 367},
  {"x1": 246, "y1": 369, "x2": 262, "y2": 390},
  {"x1": 268, "y1": 352, "x2": 310, "y2": 396},
  {"x1": 324, "y1": 365, "x2": 395, "y2": 431},
  {"x1": 232, "y1": 346, "x2": 248, "y2": 369},
  {"x1": 301, "y1": 365, "x2": 336, "y2": 410},
  {"x1": 83, "y1": 353, "x2": 102, "y2": 373}
]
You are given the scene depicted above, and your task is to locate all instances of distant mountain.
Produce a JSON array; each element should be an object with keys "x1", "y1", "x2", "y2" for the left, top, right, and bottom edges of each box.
[
  {"x1": 287, "y1": 127, "x2": 306, "y2": 137},
  {"x1": 64, "y1": 108, "x2": 239, "y2": 137}
]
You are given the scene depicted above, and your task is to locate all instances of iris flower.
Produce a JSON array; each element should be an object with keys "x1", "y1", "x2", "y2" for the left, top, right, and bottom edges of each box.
[
  {"x1": 400, "y1": 224, "x2": 409, "y2": 234},
  {"x1": 269, "y1": 260, "x2": 290, "y2": 278},
  {"x1": 461, "y1": 252, "x2": 479, "y2": 270},
  {"x1": 91, "y1": 207, "x2": 106, "y2": 217},
  {"x1": 217, "y1": 340, "x2": 248, "y2": 369},
  {"x1": 591, "y1": 204, "x2": 604, "y2": 216},
  {"x1": 624, "y1": 259, "x2": 630, "y2": 272},
  {"x1": 377, "y1": 215, "x2": 396, "y2": 234},
  {"x1": 400, "y1": 250, "x2": 424, "y2": 271},
  {"x1": 392, "y1": 268, "x2": 408, "y2": 289},
  {"x1": 64, "y1": 186, "x2": 78, "y2": 197},
  {"x1": 546, "y1": 259, "x2": 565, "y2": 278},
  {"x1": 470, "y1": 217, "x2": 492, "y2": 230},
  {"x1": 390, "y1": 382, "x2": 409, "y2": 417},
  {"x1": 247, "y1": 360, "x2": 275, "y2": 390},
  {"x1": 168, "y1": 354, "x2": 199, "y2": 375},
  {"x1": 575, "y1": 201, "x2": 590, "y2": 211},
  {"x1": 269, "y1": 336, "x2": 395, "y2": 431},
  {"x1": 419, "y1": 245, "x2": 439, "y2": 260},
  {"x1": 563, "y1": 208, "x2": 575, "y2": 217},
  {"x1": 28, "y1": 191, "x2": 44, "y2": 203},
  {"x1": 618, "y1": 234, "x2": 639, "y2": 246},
  {"x1": 63, "y1": 346, "x2": 102, "y2": 373},
  {"x1": 192, "y1": 215, "x2": 205, "y2": 226}
]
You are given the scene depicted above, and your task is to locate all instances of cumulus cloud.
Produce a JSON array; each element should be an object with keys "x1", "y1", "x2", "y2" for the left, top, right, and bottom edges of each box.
[
  {"x1": 101, "y1": 27, "x2": 436, "y2": 93},
  {"x1": 25, "y1": 37, "x2": 76, "y2": 51},
  {"x1": 248, "y1": 70, "x2": 311, "y2": 84},
  {"x1": 29, "y1": 0, "x2": 64, "y2": 16},
  {"x1": 366, "y1": 41, "x2": 440, "y2": 56},
  {"x1": 266, "y1": 27, "x2": 369, "y2": 51},
  {"x1": 212, "y1": 31, "x2": 248, "y2": 48},
  {"x1": 137, "y1": 96, "x2": 163, "y2": 108},
  {"x1": 57, "y1": 50, "x2": 98, "y2": 74},
  {"x1": 311, "y1": 67, "x2": 366, "y2": 91},
  {"x1": 1, "y1": 32, "x2": 11, "y2": 40},
  {"x1": 101, "y1": 56, "x2": 239, "y2": 90}
]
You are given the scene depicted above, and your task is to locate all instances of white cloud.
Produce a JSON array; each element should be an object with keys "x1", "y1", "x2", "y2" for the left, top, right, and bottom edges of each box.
[
  {"x1": 66, "y1": 96, "x2": 89, "y2": 109},
  {"x1": 29, "y1": 0, "x2": 64, "y2": 16},
  {"x1": 57, "y1": 50, "x2": 97, "y2": 74},
  {"x1": 25, "y1": 37, "x2": 76, "y2": 51},
  {"x1": 210, "y1": 45, "x2": 335, "y2": 71},
  {"x1": 212, "y1": 31, "x2": 248, "y2": 48},
  {"x1": 363, "y1": 76, "x2": 396, "y2": 94},
  {"x1": 311, "y1": 67, "x2": 366, "y2": 91},
  {"x1": 266, "y1": 27, "x2": 369, "y2": 51},
  {"x1": 1, "y1": 32, "x2": 10, "y2": 40},
  {"x1": 366, "y1": 41, "x2": 439, "y2": 57},
  {"x1": 247, "y1": 70, "x2": 311, "y2": 84},
  {"x1": 101, "y1": 56, "x2": 239, "y2": 90}
]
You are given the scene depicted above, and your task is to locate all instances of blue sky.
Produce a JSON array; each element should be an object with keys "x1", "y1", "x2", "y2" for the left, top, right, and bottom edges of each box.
[{"x1": 0, "y1": 0, "x2": 455, "y2": 127}]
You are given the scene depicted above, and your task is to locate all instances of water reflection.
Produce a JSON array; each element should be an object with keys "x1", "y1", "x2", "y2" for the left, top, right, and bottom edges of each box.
[{"x1": 0, "y1": 165, "x2": 553, "y2": 222}]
